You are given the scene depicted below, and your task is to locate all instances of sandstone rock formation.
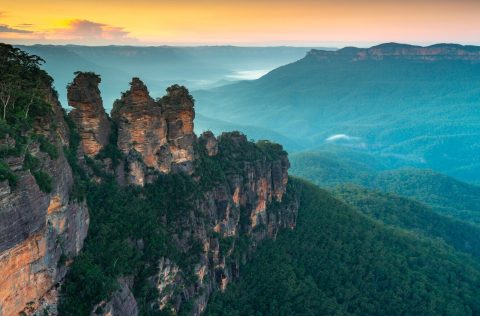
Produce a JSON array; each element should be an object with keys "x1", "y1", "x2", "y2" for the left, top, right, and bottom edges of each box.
[
  {"x1": 68, "y1": 72, "x2": 111, "y2": 157},
  {"x1": 0, "y1": 85, "x2": 89, "y2": 316},
  {"x1": 200, "y1": 131, "x2": 218, "y2": 156},
  {"x1": 112, "y1": 79, "x2": 195, "y2": 185},
  {"x1": 154, "y1": 131, "x2": 297, "y2": 315},
  {"x1": 160, "y1": 84, "x2": 196, "y2": 172},
  {"x1": 1, "y1": 72, "x2": 297, "y2": 316}
]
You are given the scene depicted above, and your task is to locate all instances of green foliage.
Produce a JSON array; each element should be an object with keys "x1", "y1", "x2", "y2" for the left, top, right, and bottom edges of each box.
[
  {"x1": 214, "y1": 132, "x2": 286, "y2": 177},
  {"x1": 0, "y1": 160, "x2": 17, "y2": 186},
  {"x1": 59, "y1": 254, "x2": 117, "y2": 316},
  {"x1": 206, "y1": 178, "x2": 480, "y2": 315},
  {"x1": 0, "y1": 45, "x2": 59, "y2": 190},
  {"x1": 0, "y1": 43, "x2": 53, "y2": 123},
  {"x1": 23, "y1": 152, "x2": 40, "y2": 170},
  {"x1": 193, "y1": 141, "x2": 225, "y2": 190},
  {"x1": 95, "y1": 121, "x2": 122, "y2": 168},
  {"x1": 33, "y1": 170, "x2": 53, "y2": 193},
  {"x1": 59, "y1": 173, "x2": 207, "y2": 315},
  {"x1": 255, "y1": 140, "x2": 287, "y2": 161},
  {"x1": 290, "y1": 149, "x2": 480, "y2": 225},
  {"x1": 332, "y1": 184, "x2": 480, "y2": 261},
  {"x1": 63, "y1": 114, "x2": 88, "y2": 201},
  {"x1": 38, "y1": 137, "x2": 59, "y2": 160},
  {"x1": 370, "y1": 169, "x2": 480, "y2": 224}
]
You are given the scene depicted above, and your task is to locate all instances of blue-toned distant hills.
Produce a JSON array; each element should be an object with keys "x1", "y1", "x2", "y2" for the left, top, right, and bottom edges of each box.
[
  {"x1": 16, "y1": 45, "x2": 326, "y2": 109},
  {"x1": 195, "y1": 43, "x2": 480, "y2": 184}
]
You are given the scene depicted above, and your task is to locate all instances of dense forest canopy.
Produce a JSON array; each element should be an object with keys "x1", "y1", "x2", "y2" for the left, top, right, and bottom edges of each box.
[{"x1": 206, "y1": 178, "x2": 480, "y2": 315}]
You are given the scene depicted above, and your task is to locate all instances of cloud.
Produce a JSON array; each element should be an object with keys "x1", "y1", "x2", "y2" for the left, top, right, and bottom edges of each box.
[
  {"x1": 16, "y1": 23, "x2": 35, "y2": 28},
  {"x1": 326, "y1": 134, "x2": 360, "y2": 142},
  {"x1": 0, "y1": 24, "x2": 33, "y2": 34},
  {"x1": 0, "y1": 19, "x2": 137, "y2": 45},
  {"x1": 51, "y1": 19, "x2": 133, "y2": 42},
  {"x1": 325, "y1": 133, "x2": 367, "y2": 148}
]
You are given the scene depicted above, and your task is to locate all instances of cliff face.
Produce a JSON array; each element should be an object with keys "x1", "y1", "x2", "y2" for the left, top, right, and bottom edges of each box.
[
  {"x1": 0, "y1": 87, "x2": 89, "y2": 316},
  {"x1": 1, "y1": 69, "x2": 297, "y2": 316},
  {"x1": 111, "y1": 78, "x2": 195, "y2": 185},
  {"x1": 153, "y1": 132, "x2": 297, "y2": 315},
  {"x1": 67, "y1": 77, "x2": 297, "y2": 315},
  {"x1": 67, "y1": 72, "x2": 111, "y2": 157}
]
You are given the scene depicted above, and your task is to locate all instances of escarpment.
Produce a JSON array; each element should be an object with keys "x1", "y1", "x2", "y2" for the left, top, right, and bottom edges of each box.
[
  {"x1": 62, "y1": 74, "x2": 298, "y2": 315},
  {"x1": 308, "y1": 43, "x2": 480, "y2": 62},
  {"x1": 1, "y1": 66, "x2": 298, "y2": 316},
  {"x1": 0, "y1": 82, "x2": 89, "y2": 315}
]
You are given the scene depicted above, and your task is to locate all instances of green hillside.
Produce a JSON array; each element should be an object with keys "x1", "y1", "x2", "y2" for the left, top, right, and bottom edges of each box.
[
  {"x1": 290, "y1": 148, "x2": 480, "y2": 225},
  {"x1": 206, "y1": 178, "x2": 480, "y2": 315},
  {"x1": 332, "y1": 185, "x2": 480, "y2": 260}
]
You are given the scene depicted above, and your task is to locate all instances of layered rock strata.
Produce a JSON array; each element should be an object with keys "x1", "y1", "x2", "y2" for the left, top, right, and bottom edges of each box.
[
  {"x1": 1, "y1": 73, "x2": 297, "y2": 316},
  {"x1": 111, "y1": 78, "x2": 195, "y2": 185},
  {"x1": 0, "y1": 86, "x2": 89, "y2": 316},
  {"x1": 67, "y1": 72, "x2": 111, "y2": 157}
]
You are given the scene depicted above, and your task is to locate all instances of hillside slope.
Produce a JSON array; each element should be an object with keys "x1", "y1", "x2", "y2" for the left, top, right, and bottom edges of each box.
[
  {"x1": 206, "y1": 179, "x2": 480, "y2": 315},
  {"x1": 195, "y1": 43, "x2": 480, "y2": 182},
  {"x1": 332, "y1": 185, "x2": 480, "y2": 260},
  {"x1": 290, "y1": 148, "x2": 480, "y2": 224}
]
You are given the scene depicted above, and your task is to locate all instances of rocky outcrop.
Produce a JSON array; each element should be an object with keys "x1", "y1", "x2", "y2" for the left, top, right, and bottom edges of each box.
[
  {"x1": 160, "y1": 84, "x2": 196, "y2": 172},
  {"x1": 91, "y1": 278, "x2": 138, "y2": 316},
  {"x1": 81, "y1": 78, "x2": 297, "y2": 315},
  {"x1": 154, "y1": 132, "x2": 297, "y2": 315},
  {"x1": 200, "y1": 131, "x2": 218, "y2": 156},
  {"x1": 1, "y1": 70, "x2": 297, "y2": 316},
  {"x1": 112, "y1": 79, "x2": 195, "y2": 185},
  {"x1": 0, "y1": 86, "x2": 89, "y2": 316},
  {"x1": 68, "y1": 72, "x2": 111, "y2": 157},
  {"x1": 308, "y1": 43, "x2": 480, "y2": 62}
]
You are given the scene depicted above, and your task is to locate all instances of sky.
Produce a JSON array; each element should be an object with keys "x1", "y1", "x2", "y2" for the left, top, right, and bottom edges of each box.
[{"x1": 1, "y1": 0, "x2": 480, "y2": 47}]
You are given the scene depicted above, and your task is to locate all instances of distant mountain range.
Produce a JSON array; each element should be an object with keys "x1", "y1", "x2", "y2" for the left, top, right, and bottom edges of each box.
[
  {"x1": 195, "y1": 43, "x2": 480, "y2": 183},
  {"x1": 17, "y1": 45, "x2": 329, "y2": 110}
]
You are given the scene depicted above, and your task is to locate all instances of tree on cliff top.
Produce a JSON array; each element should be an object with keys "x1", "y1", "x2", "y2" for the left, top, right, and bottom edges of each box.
[{"x1": 0, "y1": 43, "x2": 52, "y2": 121}]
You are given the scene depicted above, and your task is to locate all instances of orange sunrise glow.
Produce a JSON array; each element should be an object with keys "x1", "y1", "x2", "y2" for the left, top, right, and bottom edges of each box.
[{"x1": 1, "y1": 0, "x2": 480, "y2": 46}]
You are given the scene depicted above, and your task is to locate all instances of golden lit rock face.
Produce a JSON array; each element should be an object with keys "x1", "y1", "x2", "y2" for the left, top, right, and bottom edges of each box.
[
  {"x1": 112, "y1": 78, "x2": 167, "y2": 172},
  {"x1": 47, "y1": 195, "x2": 62, "y2": 214},
  {"x1": 0, "y1": 233, "x2": 49, "y2": 316},
  {"x1": 68, "y1": 72, "x2": 111, "y2": 157},
  {"x1": 0, "y1": 84, "x2": 89, "y2": 316},
  {"x1": 112, "y1": 79, "x2": 196, "y2": 185}
]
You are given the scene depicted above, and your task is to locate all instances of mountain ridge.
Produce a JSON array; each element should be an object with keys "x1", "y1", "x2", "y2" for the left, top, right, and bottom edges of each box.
[{"x1": 308, "y1": 42, "x2": 480, "y2": 61}]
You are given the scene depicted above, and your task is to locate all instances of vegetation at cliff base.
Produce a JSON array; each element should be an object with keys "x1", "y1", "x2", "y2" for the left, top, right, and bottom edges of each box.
[
  {"x1": 59, "y1": 175, "x2": 202, "y2": 316},
  {"x1": 206, "y1": 178, "x2": 480, "y2": 315}
]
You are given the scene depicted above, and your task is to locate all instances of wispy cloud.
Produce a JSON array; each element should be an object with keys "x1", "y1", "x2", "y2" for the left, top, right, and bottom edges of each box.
[
  {"x1": 0, "y1": 19, "x2": 137, "y2": 45},
  {"x1": 52, "y1": 19, "x2": 131, "y2": 41},
  {"x1": 0, "y1": 24, "x2": 33, "y2": 34},
  {"x1": 16, "y1": 23, "x2": 35, "y2": 28},
  {"x1": 326, "y1": 134, "x2": 360, "y2": 142}
]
